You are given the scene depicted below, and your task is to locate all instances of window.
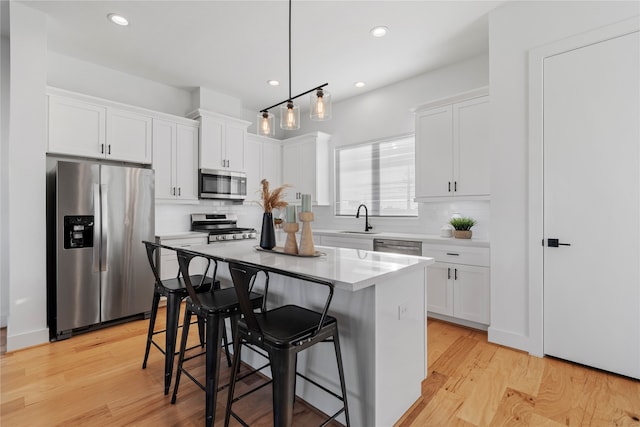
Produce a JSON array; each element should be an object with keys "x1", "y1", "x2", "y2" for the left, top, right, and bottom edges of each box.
[{"x1": 335, "y1": 135, "x2": 417, "y2": 216}]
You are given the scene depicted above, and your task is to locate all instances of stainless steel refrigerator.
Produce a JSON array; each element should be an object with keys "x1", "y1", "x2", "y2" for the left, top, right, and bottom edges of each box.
[{"x1": 47, "y1": 160, "x2": 154, "y2": 340}]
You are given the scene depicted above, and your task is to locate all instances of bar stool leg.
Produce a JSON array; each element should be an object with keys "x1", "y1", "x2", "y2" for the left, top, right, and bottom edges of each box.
[
  {"x1": 171, "y1": 308, "x2": 192, "y2": 404},
  {"x1": 142, "y1": 290, "x2": 161, "y2": 369},
  {"x1": 270, "y1": 349, "x2": 298, "y2": 427},
  {"x1": 164, "y1": 292, "x2": 181, "y2": 395},
  {"x1": 224, "y1": 333, "x2": 244, "y2": 427},
  {"x1": 333, "y1": 330, "x2": 351, "y2": 427},
  {"x1": 205, "y1": 313, "x2": 224, "y2": 427}
]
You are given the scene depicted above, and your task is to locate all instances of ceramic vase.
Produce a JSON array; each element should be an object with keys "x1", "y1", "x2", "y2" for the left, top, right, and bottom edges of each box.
[{"x1": 260, "y1": 212, "x2": 276, "y2": 249}]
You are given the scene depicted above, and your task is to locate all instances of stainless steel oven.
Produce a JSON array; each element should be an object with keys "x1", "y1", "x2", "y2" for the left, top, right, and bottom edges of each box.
[{"x1": 199, "y1": 169, "x2": 247, "y2": 200}]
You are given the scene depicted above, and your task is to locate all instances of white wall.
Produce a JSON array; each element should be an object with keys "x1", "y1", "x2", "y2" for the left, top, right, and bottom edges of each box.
[
  {"x1": 1, "y1": 31, "x2": 9, "y2": 328},
  {"x1": 488, "y1": 1, "x2": 640, "y2": 352},
  {"x1": 6, "y1": 2, "x2": 49, "y2": 350},
  {"x1": 47, "y1": 51, "x2": 193, "y2": 116},
  {"x1": 286, "y1": 54, "x2": 491, "y2": 238}
]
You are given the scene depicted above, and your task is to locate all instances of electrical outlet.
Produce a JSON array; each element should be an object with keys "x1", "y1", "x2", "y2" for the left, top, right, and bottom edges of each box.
[{"x1": 398, "y1": 303, "x2": 408, "y2": 320}]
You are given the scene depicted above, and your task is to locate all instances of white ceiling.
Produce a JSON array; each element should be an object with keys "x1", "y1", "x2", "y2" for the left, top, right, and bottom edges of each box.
[{"x1": 16, "y1": 1, "x2": 505, "y2": 112}]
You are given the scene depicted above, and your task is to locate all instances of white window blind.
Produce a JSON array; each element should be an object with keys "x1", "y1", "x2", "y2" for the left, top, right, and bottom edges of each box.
[{"x1": 335, "y1": 135, "x2": 417, "y2": 217}]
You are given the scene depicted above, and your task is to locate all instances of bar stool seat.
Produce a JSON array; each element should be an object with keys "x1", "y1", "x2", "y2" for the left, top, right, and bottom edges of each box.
[
  {"x1": 141, "y1": 241, "x2": 219, "y2": 395},
  {"x1": 225, "y1": 262, "x2": 350, "y2": 427},
  {"x1": 171, "y1": 249, "x2": 264, "y2": 427}
]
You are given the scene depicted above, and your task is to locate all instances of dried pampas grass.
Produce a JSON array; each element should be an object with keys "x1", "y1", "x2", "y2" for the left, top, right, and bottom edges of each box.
[{"x1": 259, "y1": 179, "x2": 289, "y2": 213}]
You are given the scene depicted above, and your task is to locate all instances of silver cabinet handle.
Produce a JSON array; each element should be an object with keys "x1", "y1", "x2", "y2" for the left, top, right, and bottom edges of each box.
[
  {"x1": 446, "y1": 252, "x2": 460, "y2": 256},
  {"x1": 108, "y1": 145, "x2": 111, "y2": 155},
  {"x1": 178, "y1": 187, "x2": 181, "y2": 196},
  {"x1": 100, "y1": 144, "x2": 105, "y2": 154}
]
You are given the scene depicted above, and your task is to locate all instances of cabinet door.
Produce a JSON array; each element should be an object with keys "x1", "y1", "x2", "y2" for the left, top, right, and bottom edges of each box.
[
  {"x1": 453, "y1": 264, "x2": 490, "y2": 324},
  {"x1": 282, "y1": 143, "x2": 301, "y2": 203},
  {"x1": 262, "y1": 139, "x2": 282, "y2": 189},
  {"x1": 175, "y1": 124, "x2": 199, "y2": 201},
  {"x1": 453, "y1": 96, "x2": 490, "y2": 196},
  {"x1": 152, "y1": 119, "x2": 177, "y2": 200},
  {"x1": 297, "y1": 140, "x2": 318, "y2": 202},
  {"x1": 107, "y1": 109, "x2": 152, "y2": 163},
  {"x1": 199, "y1": 116, "x2": 224, "y2": 170},
  {"x1": 415, "y1": 106, "x2": 453, "y2": 198},
  {"x1": 159, "y1": 237, "x2": 208, "y2": 279},
  {"x1": 48, "y1": 95, "x2": 105, "y2": 158},
  {"x1": 245, "y1": 135, "x2": 263, "y2": 200},
  {"x1": 225, "y1": 124, "x2": 246, "y2": 171},
  {"x1": 426, "y1": 262, "x2": 454, "y2": 316}
]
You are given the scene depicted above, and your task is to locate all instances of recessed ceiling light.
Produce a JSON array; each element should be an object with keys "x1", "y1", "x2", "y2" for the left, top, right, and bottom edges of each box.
[
  {"x1": 370, "y1": 26, "x2": 388, "y2": 38},
  {"x1": 107, "y1": 13, "x2": 129, "y2": 26},
  {"x1": 354, "y1": 81, "x2": 366, "y2": 88},
  {"x1": 267, "y1": 80, "x2": 280, "y2": 86}
]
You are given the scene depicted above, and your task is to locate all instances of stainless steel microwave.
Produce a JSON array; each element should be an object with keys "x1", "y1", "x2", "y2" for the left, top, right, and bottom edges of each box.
[{"x1": 199, "y1": 169, "x2": 247, "y2": 200}]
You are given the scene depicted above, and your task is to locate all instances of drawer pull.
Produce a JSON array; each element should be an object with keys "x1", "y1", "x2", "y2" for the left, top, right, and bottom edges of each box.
[{"x1": 446, "y1": 252, "x2": 460, "y2": 256}]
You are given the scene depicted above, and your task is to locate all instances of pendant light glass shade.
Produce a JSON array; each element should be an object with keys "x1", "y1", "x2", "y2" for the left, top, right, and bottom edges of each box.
[
  {"x1": 280, "y1": 101, "x2": 300, "y2": 130},
  {"x1": 310, "y1": 88, "x2": 332, "y2": 121},
  {"x1": 257, "y1": 111, "x2": 275, "y2": 137}
]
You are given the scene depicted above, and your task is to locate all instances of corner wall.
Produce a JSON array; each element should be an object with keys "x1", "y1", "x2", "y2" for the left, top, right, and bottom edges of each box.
[
  {"x1": 488, "y1": 1, "x2": 640, "y2": 352},
  {"x1": 7, "y1": 2, "x2": 49, "y2": 350}
]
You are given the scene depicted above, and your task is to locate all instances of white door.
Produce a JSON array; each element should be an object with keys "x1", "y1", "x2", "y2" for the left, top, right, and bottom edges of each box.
[
  {"x1": 543, "y1": 31, "x2": 640, "y2": 378},
  {"x1": 152, "y1": 119, "x2": 176, "y2": 200},
  {"x1": 175, "y1": 124, "x2": 199, "y2": 201}
]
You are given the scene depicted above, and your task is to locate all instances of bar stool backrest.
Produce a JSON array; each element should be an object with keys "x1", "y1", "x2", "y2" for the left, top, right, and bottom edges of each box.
[
  {"x1": 142, "y1": 241, "x2": 166, "y2": 285},
  {"x1": 228, "y1": 263, "x2": 267, "y2": 334},
  {"x1": 174, "y1": 248, "x2": 215, "y2": 307}
]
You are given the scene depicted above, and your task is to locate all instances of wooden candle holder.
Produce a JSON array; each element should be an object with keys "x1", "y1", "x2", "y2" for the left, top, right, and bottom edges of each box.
[
  {"x1": 282, "y1": 222, "x2": 299, "y2": 254},
  {"x1": 298, "y1": 211, "x2": 315, "y2": 256}
]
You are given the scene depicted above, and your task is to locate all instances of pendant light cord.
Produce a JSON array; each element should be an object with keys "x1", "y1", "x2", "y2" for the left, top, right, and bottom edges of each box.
[{"x1": 288, "y1": 0, "x2": 292, "y2": 102}]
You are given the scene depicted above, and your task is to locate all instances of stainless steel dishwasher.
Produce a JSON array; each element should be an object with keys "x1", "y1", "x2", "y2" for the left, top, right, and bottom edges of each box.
[{"x1": 373, "y1": 238, "x2": 422, "y2": 256}]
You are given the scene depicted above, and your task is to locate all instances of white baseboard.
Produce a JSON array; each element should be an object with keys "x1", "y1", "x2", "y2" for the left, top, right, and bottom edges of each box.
[
  {"x1": 7, "y1": 327, "x2": 50, "y2": 352},
  {"x1": 487, "y1": 326, "x2": 531, "y2": 354},
  {"x1": 427, "y1": 312, "x2": 488, "y2": 331}
]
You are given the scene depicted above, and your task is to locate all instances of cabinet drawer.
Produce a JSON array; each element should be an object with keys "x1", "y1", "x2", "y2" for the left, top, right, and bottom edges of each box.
[{"x1": 422, "y1": 244, "x2": 489, "y2": 267}]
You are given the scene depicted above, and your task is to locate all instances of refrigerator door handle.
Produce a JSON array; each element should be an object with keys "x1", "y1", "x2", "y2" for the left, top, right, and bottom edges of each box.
[
  {"x1": 93, "y1": 184, "x2": 101, "y2": 273},
  {"x1": 100, "y1": 184, "x2": 108, "y2": 272}
]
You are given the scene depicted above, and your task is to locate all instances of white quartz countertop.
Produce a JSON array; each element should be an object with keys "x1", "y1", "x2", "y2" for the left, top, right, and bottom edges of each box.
[
  {"x1": 313, "y1": 229, "x2": 490, "y2": 248},
  {"x1": 168, "y1": 239, "x2": 434, "y2": 292}
]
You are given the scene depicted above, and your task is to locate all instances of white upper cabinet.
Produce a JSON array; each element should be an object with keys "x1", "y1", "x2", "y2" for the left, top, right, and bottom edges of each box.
[
  {"x1": 106, "y1": 109, "x2": 152, "y2": 164},
  {"x1": 48, "y1": 89, "x2": 152, "y2": 164},
  {"x1": 191, "y1": 110, "x2": 250, "y2": 172},
  {"x1": 48, "y1": 95, "x2": 106, "y2": 159},
  {"x1": 245, "y1": 134, "x2": 282, "y2": 202},
  {"x1": 152, "y1": 118, "x2": 199, "y2": 202},
  {"x1": 281, "y1": 132, "x2": 330, "y2": 206},
  {"x1": 415, "y1": 88, "x2": 490, "y2": 200}
]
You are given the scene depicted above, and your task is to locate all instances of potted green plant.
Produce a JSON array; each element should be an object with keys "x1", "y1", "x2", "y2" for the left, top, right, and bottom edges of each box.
[{"x1": 449, "y1": 217, "x2": 477, "y2": 239}]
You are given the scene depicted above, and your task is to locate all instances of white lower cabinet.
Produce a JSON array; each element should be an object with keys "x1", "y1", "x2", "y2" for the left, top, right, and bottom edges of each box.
[
  {"x1": 423, "y1": 245, "x2": 490, "y2": 326},
  {"x1": 157, "y1": 236, "x2": 208, "y2": 280}
]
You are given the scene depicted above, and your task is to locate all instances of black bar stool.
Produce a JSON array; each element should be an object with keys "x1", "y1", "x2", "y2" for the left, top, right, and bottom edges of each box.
[
  {"x1": 141, "y1": 241, "x2": 219, "y2": 395},
  {"x1": 171, "y1": 249, "x2": 264, "y2": 427},
  {"x1": 225, "y1": 261, "x2": 351, "y2": 427}
]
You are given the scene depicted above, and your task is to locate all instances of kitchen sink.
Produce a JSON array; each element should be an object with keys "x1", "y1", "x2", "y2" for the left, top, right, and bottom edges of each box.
[{"x1": 338, "y1": 230, "x2": 380, "y2": 235}]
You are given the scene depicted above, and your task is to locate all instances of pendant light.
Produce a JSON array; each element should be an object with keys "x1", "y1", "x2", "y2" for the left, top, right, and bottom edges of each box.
[{"x1": 257, "y1": 0, "x2": 331, "y2": 135}]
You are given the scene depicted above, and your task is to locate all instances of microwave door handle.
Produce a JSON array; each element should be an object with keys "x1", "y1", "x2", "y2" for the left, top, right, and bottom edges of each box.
[
  {"x1": 93, "y1": 184, "x2": 101, "y2": 272},
  {"x1": 100, "y1": 184, "x2": 108, "y2": 272}
]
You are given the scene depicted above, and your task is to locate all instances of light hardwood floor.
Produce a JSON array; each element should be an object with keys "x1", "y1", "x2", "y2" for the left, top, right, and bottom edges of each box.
[{"x1": 1, "y1": 310, "x2": 639, "y2": 426}]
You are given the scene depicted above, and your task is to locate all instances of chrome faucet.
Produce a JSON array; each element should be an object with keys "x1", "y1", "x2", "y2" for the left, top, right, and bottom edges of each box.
[{"x1": 356, "y1": 204, "x2": 373, "y2": 232}]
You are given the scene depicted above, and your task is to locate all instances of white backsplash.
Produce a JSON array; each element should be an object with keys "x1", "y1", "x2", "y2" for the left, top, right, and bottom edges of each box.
[{"x1": 156, "y1": 199, "x2": 490, "y2": 241}]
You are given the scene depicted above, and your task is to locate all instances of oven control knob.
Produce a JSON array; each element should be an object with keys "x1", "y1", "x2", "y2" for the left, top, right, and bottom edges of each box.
[{"x1": 231, "y1": 234, "x2": 238, "y2": 240}]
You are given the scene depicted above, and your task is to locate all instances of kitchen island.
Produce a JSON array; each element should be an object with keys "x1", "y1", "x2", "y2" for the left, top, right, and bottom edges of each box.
[{"x1": 174, "y1": 239, "x2": 433, "y2": 427}]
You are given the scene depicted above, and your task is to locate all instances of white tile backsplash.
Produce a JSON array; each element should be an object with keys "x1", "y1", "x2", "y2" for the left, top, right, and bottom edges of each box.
[{"x1": 156, "y1": 199, "x2": 490, "y2": 240}]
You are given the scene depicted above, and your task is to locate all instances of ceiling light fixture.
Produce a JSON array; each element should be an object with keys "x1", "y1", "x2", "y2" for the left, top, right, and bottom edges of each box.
[
  {"x1": 257, "y1": 0, "x2": 331, "y2": 136},
  {"x1": 267, "y1": 80, "x2": 280, "y2": 86},
  {"x1": 355, "y1": 81, "x2": 366, "y2": 88},
  {"x1": 107, "y1": 13, "x2": 129, "y2": 26},
  {"x1": 370, "y1": 26, "x2": 388, "y2": 37}
]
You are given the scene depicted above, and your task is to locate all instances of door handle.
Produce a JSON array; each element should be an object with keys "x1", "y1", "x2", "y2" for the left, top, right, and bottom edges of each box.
[
  {"x1": 93, "y1": 184, "x2": 101, "y2": 273},
  {"x1": 100, "y1": 184, "x2": 108, "y2": 272},
  {"x1": 547, "y1": 238, "x2": 571, "y2": 247}
]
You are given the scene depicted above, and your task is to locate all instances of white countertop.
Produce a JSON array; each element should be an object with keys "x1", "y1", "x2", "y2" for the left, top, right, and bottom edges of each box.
[
  {"x1": 170, "y1": 239, "x2": 434, "y2": 292},
  {"x1": 313, "y1": 228, "x2": 490, "y2": 248},
  {"x1": 155, "y1": 231, "x2": 209, "y2": 240}
]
